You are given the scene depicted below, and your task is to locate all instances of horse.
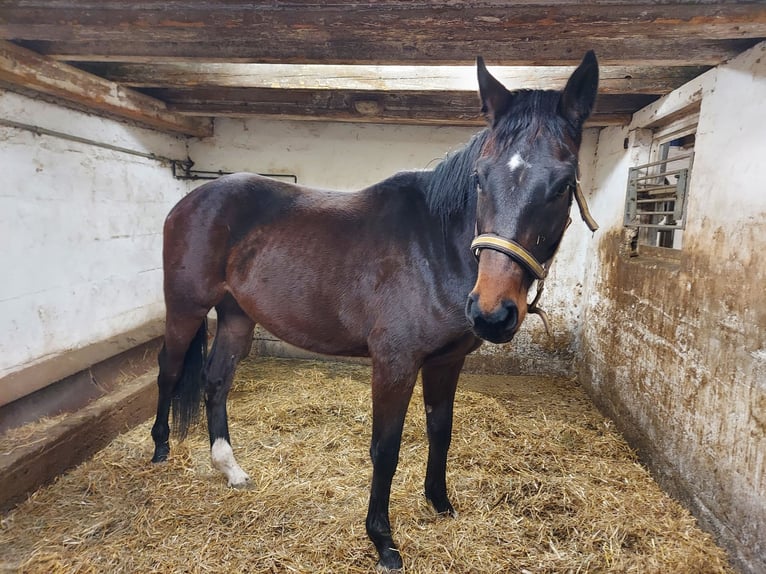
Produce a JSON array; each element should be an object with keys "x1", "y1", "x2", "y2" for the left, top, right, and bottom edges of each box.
[{"x1": 150, "y1": 51, "x2": 599, "y2": 571}]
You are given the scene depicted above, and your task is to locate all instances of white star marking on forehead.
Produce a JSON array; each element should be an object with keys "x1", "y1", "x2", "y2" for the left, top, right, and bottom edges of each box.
[{"x1": 507, "y1": 152, "x2": 530, "y2": 173}]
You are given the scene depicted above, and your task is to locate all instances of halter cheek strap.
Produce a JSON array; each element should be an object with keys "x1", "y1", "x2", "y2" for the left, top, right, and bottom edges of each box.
[{"x1": 470, "y1": 227, "x2": 567, "y2": 336}]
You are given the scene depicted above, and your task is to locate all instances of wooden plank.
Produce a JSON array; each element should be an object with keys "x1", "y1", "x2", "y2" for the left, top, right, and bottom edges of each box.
[
  {"x1": 0, "y1": 371, "x2": 157, "y2": 512},
  {"x1": 3, "y1": 2, "x2": 763, "y2": 66},
  {"x1": 2, "y1": 2, "x2": 765, "y2": 42},
  {"x1": 81, "y1": 62, "x2": 709, "y2": 95},
  {"x1": 0, "y1": 41, "x2": 212, "y2": 137},
  {"x1": 153, "y1": 88, "x2": 641, "y2": 126},
  {"x1": 17, "y1": 37, "x2": 760, "y2": 67}
]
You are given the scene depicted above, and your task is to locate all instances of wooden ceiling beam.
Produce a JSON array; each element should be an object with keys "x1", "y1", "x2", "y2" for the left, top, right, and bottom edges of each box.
[
  {"x1": 18, "y1": 38, "x2": 759, "y2": 67},
  {"x1": 0, "y1": 41, "x2": 212, "y2": 137},
  {"x1": 4, "y1": 2, "x2": 763, "y2": 66},
  {"x1": 2, "y1": 3, "x2": 764, "y2": 41},
  {"x1": 78, "y1": 62, "x2": 709, "y2": 96},
  {"x1": 2, "y1": 2, "x2": 762, "y2": 127},
  {"x1": 149, "y1": 87, "x2": 647, "y2": 127}
]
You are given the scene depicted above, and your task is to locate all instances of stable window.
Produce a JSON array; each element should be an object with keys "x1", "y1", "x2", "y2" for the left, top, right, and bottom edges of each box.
[{"x1": 624, "y1": 119, "x2": 696, "y2": 252}]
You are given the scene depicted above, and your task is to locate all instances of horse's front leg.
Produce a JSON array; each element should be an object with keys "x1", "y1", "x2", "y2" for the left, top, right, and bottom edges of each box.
[
  {"x1": 366, "y1": 355, "x2": 418, "y2": 572},
  {"x1": 421, "y1": 355, "x2": 466, "y2": 516}
]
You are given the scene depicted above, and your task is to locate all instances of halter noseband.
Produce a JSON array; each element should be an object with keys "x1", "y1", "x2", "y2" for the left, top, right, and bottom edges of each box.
[
  {"x1": 470, "y1": 234, "x2": 548, "y2": 280},
  {"x1": 469, "y1": 177, "x2": 598, "y2": 335}
]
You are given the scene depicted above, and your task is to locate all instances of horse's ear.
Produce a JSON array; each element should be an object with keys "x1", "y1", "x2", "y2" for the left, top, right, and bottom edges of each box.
[
  {"x1": 477, "y1": 56, "x2": 512, "y2": 126},
  {"x1": 558, "y1": 50, "x2": 599, "y2": 128}
]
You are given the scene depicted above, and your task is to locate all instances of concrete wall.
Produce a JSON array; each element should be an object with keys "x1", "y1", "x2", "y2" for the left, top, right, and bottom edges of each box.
[
  {"x1": 190, "y1": 119, "x2": 600, "y2": 376},
  {"x1": 577, "y1": 42, "x2": 766, "y2": 573},
  {"x1": 0, "y1": 90, "x2": 191, "y2": 407}
]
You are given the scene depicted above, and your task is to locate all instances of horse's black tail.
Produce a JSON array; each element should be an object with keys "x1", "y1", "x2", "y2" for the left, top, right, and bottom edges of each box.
[{"x1": 171, "y1": 318, "x2": 208, "y2": 440}]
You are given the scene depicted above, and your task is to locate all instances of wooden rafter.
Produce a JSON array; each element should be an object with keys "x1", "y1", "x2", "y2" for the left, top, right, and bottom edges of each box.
[
  {"x1": 79, "y1": 62, "x2": 710, "y2": 96},
  {"x1": 0, "y1": 41, "x2": 212, "y2": 137}
]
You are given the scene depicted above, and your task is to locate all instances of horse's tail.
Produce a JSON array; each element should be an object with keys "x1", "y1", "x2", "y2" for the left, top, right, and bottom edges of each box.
[{"x1": 171, "y1": 317, "x2": 208, "y2": 440}]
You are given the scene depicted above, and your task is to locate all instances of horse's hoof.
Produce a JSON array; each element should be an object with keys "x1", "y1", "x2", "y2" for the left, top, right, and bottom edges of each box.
[
  {"x1": 228, "y1": 476, "x2": 252, "y2": 489},
  {"x1": 151, "y1": 446, "x2": 169, "y2": 463},
  {"x1": 376, "y1": 548, "x2": 403, "y2": 572},
  {"x1": 426, "y1": 496, "x2": 457, "y2": 518},
  {"x1": 224, "y1": 463, "x2": 251, "y2": 488}
]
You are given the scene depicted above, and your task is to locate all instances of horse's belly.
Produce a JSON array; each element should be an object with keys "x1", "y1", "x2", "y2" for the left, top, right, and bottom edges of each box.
[
  {"x1": 227, "y1": 269, "x2": 372, "y2": 358},
  {"x1": 256, "y1": 314, "x2": 371, "y2": 358}
]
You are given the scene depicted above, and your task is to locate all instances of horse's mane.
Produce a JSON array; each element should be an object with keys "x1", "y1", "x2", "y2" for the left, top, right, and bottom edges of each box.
[{"x1": 422, "y1": 129, "x2": 488, "y2": 221}]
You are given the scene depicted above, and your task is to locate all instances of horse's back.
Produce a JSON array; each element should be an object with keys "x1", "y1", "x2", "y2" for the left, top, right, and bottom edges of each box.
[
  {"x1": 162, "y1": 173, "x2": 301, "y2": 306},
  {"x1": 165, "y1": 173, "x2": 301, "y2": 239},
  {"x1": 161, "y1": 169, "x2": 427, "y2": 302}
]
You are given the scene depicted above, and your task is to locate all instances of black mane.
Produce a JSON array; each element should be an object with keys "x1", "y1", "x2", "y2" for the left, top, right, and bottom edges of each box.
[{"x1": 422, "y1": 129, "x2": 488, "y2": 221}]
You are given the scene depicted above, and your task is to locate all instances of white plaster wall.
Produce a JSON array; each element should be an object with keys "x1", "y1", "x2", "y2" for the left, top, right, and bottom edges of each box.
[
  {"x1": 1, "y1": 98, "x2": 599, "y2": 406},
  {"x1": 0, "y1": 90, "x2": 191, "y2": 405},
  {"x1": 190, "y1": 118, "x2": 479, "y2": 190}
]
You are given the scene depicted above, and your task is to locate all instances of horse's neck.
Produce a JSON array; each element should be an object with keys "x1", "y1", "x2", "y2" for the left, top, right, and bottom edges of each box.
[{"x1": 418, "y1": 171, "x2": 478, "y2": 271}]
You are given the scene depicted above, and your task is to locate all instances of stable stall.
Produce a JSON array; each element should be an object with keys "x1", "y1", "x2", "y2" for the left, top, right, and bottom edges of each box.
[{"x1": 1, "y1": 3, "x2": 764, "y2": 573}]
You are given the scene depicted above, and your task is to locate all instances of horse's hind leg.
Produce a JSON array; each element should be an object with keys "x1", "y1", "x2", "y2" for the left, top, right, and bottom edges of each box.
[
  {"x1": 205, "y1": 294, "x2": 256, "y2": 487},
  {"x1": 151, "y1": 307, "x2": 209, "y2": 463}
]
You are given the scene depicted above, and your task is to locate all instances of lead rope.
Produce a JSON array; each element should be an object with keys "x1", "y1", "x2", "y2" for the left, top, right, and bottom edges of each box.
[
  {"x1": 527, "y1": 176, "x2": 598, "y2": 336},
  {"x1": 574, "y1": 175, "x2": 599, "y2": 233},
  {"x1": 526, "y1": 279, "x2": 552, "y2": 336}
]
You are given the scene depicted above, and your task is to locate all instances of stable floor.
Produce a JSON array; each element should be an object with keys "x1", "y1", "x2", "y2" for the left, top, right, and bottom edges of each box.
[{"x1": 0, "y1": 358, "x2": 733, "y2": 573}]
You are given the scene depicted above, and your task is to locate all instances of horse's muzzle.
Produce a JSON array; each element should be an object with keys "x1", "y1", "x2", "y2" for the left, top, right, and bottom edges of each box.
[{"x1": 465, "y1": 293, "x2": 518, "y2": 343}]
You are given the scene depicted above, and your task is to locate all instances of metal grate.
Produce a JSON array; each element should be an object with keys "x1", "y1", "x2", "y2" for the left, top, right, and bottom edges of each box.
[{"x1": 624, "y1": 152, "x2": 693, "y2": 232}]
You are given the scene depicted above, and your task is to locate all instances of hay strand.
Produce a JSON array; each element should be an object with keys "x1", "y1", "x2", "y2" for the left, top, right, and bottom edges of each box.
[{"x1": 0, "y1": 358, "x2": 734, "y2": 573}]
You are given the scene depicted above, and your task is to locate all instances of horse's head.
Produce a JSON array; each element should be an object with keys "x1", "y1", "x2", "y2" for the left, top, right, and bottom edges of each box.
[{"x1": 465, "y1": 51, "x2": 599, "y2": 343}]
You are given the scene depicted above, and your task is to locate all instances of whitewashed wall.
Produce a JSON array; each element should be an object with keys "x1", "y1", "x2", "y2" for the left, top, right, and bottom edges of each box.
[
  {"x1": 0, "y1": 90, "x2": 191, "y2": 406},
  {"x1": 190, "y1": 119, "x2": 599, "y2": 375},
  {"x1": 577, "y1": 42, "x2": 766, "y2": 573},
  {"x1": 190, "y1": 118, "x2": 479, "y2": 190}
]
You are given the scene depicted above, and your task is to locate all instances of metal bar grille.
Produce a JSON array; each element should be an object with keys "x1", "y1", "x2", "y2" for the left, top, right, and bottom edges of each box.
[{"x1": 624, "y1": 152, "x2": 693, "y2": 231}]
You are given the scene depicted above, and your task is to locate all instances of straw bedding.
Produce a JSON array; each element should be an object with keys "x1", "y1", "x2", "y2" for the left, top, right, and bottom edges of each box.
[{"x1": 1, "y1": 357, "x2": 733, "y2": 573}]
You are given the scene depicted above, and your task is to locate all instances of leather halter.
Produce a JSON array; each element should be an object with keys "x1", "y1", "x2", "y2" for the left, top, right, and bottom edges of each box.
[{"x1": 469, "y1": 177, "x2": 598, "y2": 335}]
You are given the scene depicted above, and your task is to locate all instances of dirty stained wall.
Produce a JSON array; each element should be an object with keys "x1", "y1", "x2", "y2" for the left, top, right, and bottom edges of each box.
[{"x1": 577, "y1": 43, "x2": 766, "y2": 573}]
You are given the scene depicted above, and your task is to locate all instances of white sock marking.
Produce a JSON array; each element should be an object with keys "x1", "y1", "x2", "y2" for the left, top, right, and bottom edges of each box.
[{"x1": 211, "y1": 438, "x2": 250, "y2": 487}]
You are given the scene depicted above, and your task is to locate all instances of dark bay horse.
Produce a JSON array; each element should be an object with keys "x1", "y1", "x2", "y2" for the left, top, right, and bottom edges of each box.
[{"x1": 151, "y1": 52, "x2": 599, "y2": 571}]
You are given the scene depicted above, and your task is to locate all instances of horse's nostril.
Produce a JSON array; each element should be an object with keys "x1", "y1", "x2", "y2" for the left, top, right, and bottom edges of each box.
[{"x1": 502, "y1": 299, "x2": 518, "y2": 332}]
